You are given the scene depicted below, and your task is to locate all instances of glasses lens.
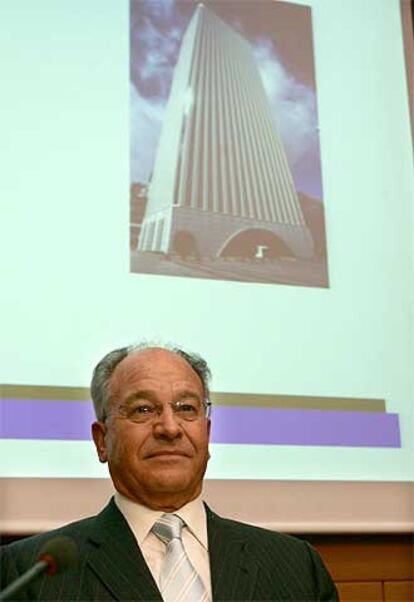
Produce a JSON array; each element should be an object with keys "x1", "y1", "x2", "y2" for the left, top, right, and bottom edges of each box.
[
  {"x1": 173, "y1": 400, "x2": 202, "y2": 421},
  {"x1": 125, "y1": 401, "x2": 156, "y2": 423}
]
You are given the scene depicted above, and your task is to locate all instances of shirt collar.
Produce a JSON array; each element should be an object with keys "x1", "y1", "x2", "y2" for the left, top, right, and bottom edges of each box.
[{"x1": 114, "y1": 492, "x2": 208, "y2": 550}]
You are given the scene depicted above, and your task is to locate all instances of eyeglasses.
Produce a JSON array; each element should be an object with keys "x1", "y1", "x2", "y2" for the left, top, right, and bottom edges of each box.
[{"x1": 104, "y1": 398, "x2": 212, "y2": 424}]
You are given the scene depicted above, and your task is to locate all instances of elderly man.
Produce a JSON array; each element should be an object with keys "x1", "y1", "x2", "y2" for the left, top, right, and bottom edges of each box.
[{"x1": 1, "y1": 344, "x2": 338, "y2": 601}]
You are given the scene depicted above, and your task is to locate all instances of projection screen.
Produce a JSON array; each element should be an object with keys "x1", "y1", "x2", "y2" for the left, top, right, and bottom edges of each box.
[{"x1": 1, "y1": 0, "x2": 413, "y2": 533}]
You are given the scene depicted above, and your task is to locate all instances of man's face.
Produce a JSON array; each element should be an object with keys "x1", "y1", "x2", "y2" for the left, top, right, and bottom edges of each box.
[{"x1": 92, "y1": 348, "x2": 211, "y2": 510}]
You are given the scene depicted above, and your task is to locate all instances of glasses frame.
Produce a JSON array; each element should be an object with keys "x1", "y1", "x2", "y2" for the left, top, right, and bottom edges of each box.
[{"x1": 103, "y1": 398, "x2": 212, "y2": 424}]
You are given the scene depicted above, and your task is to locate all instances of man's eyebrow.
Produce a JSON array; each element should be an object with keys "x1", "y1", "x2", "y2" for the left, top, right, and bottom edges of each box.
[
  {"x1": 123, "y1": 390, "x2": 158, "y2": 404},
  {"x1": 174, "y1": 389, "x2": 203, "y2": 402},
  {"x1": 122, "y1": 389, "x2": 203, "y2": 404}
]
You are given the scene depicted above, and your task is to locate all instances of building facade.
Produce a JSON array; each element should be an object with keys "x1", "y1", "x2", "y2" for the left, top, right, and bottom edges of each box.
[{"x1": 137, "y1": 3, "x2": 313, "y2": 259}]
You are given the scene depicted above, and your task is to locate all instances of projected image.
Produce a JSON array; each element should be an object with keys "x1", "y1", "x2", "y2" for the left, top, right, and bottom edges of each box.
[{"x1": 130, "y1": 0, "x2": 329, "y2": 287}]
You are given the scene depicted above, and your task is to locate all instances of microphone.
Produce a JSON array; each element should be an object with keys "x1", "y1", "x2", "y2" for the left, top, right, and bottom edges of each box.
[{"x1": 0, "y1": 536, "x2": 78, "y2": 601}]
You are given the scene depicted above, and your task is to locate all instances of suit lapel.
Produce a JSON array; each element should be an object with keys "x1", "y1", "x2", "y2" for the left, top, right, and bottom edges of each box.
[
  {"x1": 86, "y1": 499, "x2": 163, "y2": 601},
  {"x1": 207, "y1": 506, "x2": 258, "y2": 602},
  {"x1": 85, "y1": 500, "x2": 258, "y2": 601}
]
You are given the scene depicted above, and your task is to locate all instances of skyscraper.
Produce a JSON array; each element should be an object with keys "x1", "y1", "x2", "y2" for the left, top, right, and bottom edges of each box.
[{"x1": 137, "y1": 3, "x2": 313, "y2": 259}]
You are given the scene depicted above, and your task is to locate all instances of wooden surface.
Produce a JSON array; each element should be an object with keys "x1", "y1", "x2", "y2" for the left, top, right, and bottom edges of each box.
[
  {"x1": 308, "y1": 534, "x2": 414, "y2": 602},
  {"x1": 384, "y1": 581, "x2": 414, "y2": 602},
  {"x1": 336, "y1": 582, "x2": 383, "y2": 602}
]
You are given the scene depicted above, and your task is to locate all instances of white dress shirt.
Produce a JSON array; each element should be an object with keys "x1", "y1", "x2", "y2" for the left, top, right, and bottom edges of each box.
[{"x1": 114, "y1": 492, "x2": 212, "y2": 600}]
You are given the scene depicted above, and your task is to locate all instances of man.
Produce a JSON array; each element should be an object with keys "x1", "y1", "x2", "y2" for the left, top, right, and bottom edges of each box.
[{"x1": 1, "y1": 343, "x2": 338, "y2": 601}]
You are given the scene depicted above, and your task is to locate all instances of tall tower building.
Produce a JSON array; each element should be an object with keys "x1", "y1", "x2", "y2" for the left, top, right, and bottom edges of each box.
[{"x1": 138, "y1": 3, "x2": 313, "y2": 258}]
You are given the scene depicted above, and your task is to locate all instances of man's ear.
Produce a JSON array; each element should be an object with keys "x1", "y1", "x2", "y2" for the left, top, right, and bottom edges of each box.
[
  {"x1": 91, "y1": 421, "x2": 108, "y2": 463},
  {"x1": 207, "y1": 419, "x2": 211, "y2": 460}
]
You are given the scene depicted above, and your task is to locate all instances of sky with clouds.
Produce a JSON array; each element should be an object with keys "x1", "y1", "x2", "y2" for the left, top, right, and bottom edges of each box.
[{"x1": 130, "y1": 0, "x2": 323, "y2": 200}]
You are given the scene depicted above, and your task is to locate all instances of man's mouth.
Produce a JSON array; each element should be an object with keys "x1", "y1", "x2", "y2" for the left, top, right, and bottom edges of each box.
[{"x1": 147, "y1": 450, "x2": 188, "y2": 458}]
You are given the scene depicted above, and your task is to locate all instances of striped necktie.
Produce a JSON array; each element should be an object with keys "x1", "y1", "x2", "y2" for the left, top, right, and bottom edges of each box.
[{"x1": 152, "y1": 513, "x2": 209, "y2": 602}]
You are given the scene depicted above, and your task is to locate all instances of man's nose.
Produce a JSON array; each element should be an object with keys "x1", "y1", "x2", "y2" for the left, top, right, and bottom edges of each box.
[{"x1": 152, "y1": 405, "x2": 182, "y2": 439}]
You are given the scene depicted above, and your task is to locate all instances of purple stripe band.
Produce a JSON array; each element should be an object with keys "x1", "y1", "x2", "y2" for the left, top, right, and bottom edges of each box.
[
  {"x1": 0, "y1": 398, "x2": 401, "y2": 448},
  {"x1": 1, "y1": 399, "x2": 94, "y2": 441},
  {"x1": 211, "y1": 406, "x2": 400, "y2": 448}
]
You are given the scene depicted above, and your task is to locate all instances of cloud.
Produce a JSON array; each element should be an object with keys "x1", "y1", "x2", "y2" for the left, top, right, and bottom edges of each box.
[
  {"x1": 131, "y1": 1, "x2": 184, "y2": 100},
  {"x1": 137, "y1": 0, "x2": 176, "y2": 21}
]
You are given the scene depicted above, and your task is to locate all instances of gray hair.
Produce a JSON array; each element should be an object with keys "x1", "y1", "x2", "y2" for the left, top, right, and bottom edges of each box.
[{"x1": 90, "y1": 342, "x2": 211, "y2": 421}]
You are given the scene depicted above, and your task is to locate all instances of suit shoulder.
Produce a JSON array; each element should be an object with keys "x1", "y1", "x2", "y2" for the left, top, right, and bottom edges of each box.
[
  {"x1": 207, "y1": 511, "x2": 338, "y2": 600},
  {"x1": 209, "y1": 511, "x2": 308, "y2": 550},
  {"x1": 1, "y1": 514, "x2": 96, "y2": 557}
]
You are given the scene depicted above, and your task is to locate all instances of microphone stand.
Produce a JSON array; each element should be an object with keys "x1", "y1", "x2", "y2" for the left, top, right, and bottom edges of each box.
[{"x1": 0, "y1": 559, "x2": 49, "y2": 600}]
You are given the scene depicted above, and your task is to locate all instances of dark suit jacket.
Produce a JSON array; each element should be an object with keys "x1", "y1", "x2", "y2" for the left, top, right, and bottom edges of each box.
[{"x1": 1, "y1": 498, "x2": 338, "y2": 601}]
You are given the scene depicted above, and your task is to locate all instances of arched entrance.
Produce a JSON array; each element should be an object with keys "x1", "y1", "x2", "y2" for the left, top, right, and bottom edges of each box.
[
  {"x1": 172, "y1": 231, "x2": 200, "y2": 256},
  {"x1": 220, "y1": 228, "x2": 294, "y2": 259}
]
